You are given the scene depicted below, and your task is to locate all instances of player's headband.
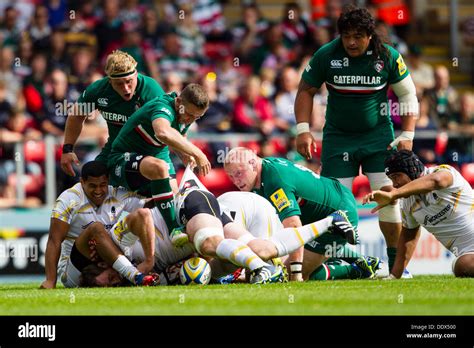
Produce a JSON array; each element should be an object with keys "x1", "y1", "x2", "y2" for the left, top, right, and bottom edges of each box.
[
  {"x1": 108, "y1": 69, "x2": 137, "y2": 79},
  {"x1": 384, "y1": 150, "x2": 424, "y2": 180}
]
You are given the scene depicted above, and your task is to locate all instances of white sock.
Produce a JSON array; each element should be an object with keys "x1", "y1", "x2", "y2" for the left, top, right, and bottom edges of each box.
[
  {"x1": 216, "y1": 239, "x2": 267, "y2": 271},
  {"x1": 112, "y1": 255, "x2": 140, "y2": 284},
  {"x1": 271, "y1": 216, "x2": 333, "y2": 257}
]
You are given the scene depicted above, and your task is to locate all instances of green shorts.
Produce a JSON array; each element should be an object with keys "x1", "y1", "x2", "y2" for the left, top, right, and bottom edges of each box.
[
  {"x1": 321, "y1": 122, "x2": 395, "y2": 178},
  {"x1": 303, "y1": 185, "x2": 359, "y2": 255},
  {"x1": 108, "y1": 151, "x2": 175, "y2": 196}
]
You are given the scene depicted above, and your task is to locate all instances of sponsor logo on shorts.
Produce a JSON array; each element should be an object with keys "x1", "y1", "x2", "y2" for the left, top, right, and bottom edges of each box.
[{"x1": 270, "y1": 188, "x2": 290, "y2": 212}]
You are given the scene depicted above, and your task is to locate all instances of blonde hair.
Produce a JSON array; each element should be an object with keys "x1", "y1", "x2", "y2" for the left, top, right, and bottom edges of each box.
[{"x1": 104, "y1": 50, "x2": 137, "y2": 77}]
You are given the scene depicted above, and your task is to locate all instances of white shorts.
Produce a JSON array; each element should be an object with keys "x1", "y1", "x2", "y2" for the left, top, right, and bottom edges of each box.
[
  {"x1": 441, "y1": 229, "x2": 474, "y2": 257},
  {"x1": 448, "y1": 231, "x2": 474, "y2": 271},
  {"x1": 58, "y1": 247, "x2": 83, "y2": 288}
]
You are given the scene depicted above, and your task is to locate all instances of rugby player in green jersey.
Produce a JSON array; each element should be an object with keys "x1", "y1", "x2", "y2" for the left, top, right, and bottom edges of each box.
[
  {"x1": 224, "y1": 147, "x2": 381, "y2": 281},
  {"x1": 294, "y1": 6, "x2": 419, "y2": 274},
  {"x1": 60, "y1": 50, "x2": 165, "y2": 177},
  {"x1": 108, "y1": 84, "x2": 211, "y2": 242}
]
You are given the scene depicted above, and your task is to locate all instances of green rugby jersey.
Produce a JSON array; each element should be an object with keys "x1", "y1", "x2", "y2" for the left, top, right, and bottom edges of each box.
[
  {"x1": 77, "y1": 73, "x2": 165, "y2": 162},
  {"x1": 109, "y1": 92, "x2": 191, "y2": 162},
  {"x1": 253, "y1": 157, "x2": 346, "y2": 222},
  {"x1": 302, "y1": 38, "x2": 410, "y2": 132}
]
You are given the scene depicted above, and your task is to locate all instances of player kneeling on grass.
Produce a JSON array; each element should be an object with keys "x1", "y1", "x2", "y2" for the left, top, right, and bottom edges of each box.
[
  {"x1": 40, "y1": 161, "x2": 156, "y2": 289},
  {"x1": 363, "y1": 150, "x2": 474, "y2": 278}
]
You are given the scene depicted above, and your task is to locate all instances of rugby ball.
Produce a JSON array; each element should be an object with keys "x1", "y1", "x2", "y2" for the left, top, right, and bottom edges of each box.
[{"x1": 179, "y1": 257, "x2": 211, "y2": 285}]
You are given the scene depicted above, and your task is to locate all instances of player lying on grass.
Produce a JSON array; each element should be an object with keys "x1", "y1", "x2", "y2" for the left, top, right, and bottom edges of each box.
[
  {"x1": 224, "y1": 147, "x2": 380, "y2": 281},
  {"x1": 51, "y1": 215, "x2": 160, "y2": 288},
  {"x1": 63, "y1": 206, "x2": 193, "y2": 287},
  {"x1": 216, "y1": 191, "x2": 381, "y2": 282},
  {"x1": 40, "y1": 161, "x2": 154, "y2": 289},
  {"x1": 363, "y1": 150, "x2": 474, "y2": 278},
  {"x1": 108, "y1": 83, "x2": 212, "y2": 234}
]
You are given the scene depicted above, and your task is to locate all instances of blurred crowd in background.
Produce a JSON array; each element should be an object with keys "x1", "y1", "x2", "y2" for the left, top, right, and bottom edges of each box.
[{"x1": 0, "y1": 0, "x2": 473, "y2": 207}]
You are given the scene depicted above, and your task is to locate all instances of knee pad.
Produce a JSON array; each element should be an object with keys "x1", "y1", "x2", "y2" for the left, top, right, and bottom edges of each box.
[
  {"x1": 193, "y1": 227, "x2": 223, "y2": 255},
  {"x1": 378, "y1": 203, "x2": 402, "y2": 223},
  {"x1": 365, "y1": 172, "x2": 392, "y2": 190}
]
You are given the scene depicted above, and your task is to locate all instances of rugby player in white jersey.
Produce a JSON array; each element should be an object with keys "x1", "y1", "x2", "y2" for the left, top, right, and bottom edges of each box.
[
  {"x1": 40, "y1": 161, "x2": 157, "y2": 288},
  {"x1": 363, "y1": 150, "x2": 474, "y2": 278}
]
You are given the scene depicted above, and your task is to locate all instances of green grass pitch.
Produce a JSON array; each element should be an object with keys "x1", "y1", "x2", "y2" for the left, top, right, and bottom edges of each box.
[{"x1": 1, "y1": 275, "x2": 473, "y2": 316}]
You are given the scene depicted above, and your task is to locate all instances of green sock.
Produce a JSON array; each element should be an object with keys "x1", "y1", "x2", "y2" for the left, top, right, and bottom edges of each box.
[
  {"x1": 151, "y1": 178, "x2": 177, "y2": 231},
  {"x1": 387, "y1": 247, "x2": 397, "y2": 272},
  {"x1": 309, "y1": 263, "x2": 362, "y2": 280}
]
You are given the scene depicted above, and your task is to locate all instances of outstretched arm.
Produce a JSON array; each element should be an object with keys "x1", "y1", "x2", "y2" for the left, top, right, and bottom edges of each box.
[
  {"x1": 40, "y1": 218, "x2": 70, "y2": 289},
  {"x1": 363, "y1": 170, "x2": 453, "y2": 213}
]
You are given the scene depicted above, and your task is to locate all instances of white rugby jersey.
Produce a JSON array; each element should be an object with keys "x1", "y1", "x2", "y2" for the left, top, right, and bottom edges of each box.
[
  {"x1": 51, "y1": 183, "x2": 145, "y2": 265},
  {"x1": 218, "y1": 191, "x2": 282, "y2": 239},
  {"x1": 401, "y1": 165, "x2": 474, "y2": 252}
]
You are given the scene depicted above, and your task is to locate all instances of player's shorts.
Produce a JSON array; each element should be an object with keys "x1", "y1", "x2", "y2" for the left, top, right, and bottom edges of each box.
[
  {"x1": 321, "y1": 121, "x2": 396, "y2": 178},
  {"x1": 59, "y1": 243, "x2": 94, "y2": 288},
  {"x1": 440, "y1": 229, "x2": 474, "y2": 258},
  {"x1": 303, "y1": 185, "x2": 359, "y2": 255},
  {"x1": 108, "y1": 151, "x2": 176, "y2": 196},
  {"x1": 177, "y1": 189, "x2": 233, "y2": 227}
]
